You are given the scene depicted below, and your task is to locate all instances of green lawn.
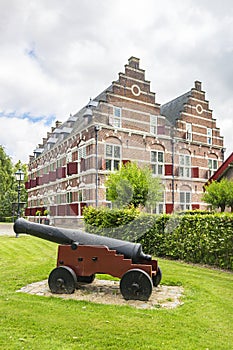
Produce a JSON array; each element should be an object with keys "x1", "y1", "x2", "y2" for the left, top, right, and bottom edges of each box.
[{"x1": 0, "y1": 234, "x2": 232, "y2": 350}]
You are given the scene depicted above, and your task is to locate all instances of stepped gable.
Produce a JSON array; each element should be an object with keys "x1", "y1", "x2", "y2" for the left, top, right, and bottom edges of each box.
[{"x1": 98, "y1": 56, "x2": 158, "y2": 106}]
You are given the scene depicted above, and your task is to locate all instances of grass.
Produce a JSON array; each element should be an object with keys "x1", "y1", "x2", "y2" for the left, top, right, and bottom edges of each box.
[{"x1": 0, "y1": 234, "x2": 232, "y2": 350}]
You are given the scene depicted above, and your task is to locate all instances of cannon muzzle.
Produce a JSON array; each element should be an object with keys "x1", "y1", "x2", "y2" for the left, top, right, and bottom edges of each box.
[{"x1": 14, "y1": 218, "x2": 151, "y2": 263}]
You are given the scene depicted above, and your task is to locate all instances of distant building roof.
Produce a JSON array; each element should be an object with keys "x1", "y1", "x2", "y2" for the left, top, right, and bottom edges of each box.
[
  {"x1": 207, "y1": 152, "x2": 233, "y2": 183},
  {"x1": 160, "y1": 91, "x2": 191, "y2": 125},
  {"x1": 47, "y1": 137, "x2": 58, "y2": 144}
]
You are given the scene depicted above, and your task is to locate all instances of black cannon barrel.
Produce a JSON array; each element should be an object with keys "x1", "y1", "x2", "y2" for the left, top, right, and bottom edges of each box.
[{"x1": 14, "y1": 218, "x2": 151, "y2": 263}]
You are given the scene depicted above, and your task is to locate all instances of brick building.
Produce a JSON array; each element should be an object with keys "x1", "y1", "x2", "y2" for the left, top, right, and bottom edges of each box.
[
  {"x1": 206, "y1": 152, "x2": 233, "y2": 183},
  {"x1": 25, "y1": 57, "x2": 224, "y2": 225}
]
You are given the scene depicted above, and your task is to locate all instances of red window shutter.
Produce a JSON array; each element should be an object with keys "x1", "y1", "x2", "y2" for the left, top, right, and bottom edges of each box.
[
  {"x1": 191, "y1": 167, "x2": 199, "y2": 178},
  {"x1": 31, "y1": 208, "x2": 37, "y2": 216},
  {"x1": 58, "y1": 205, "x2": 66, "y2": 216},
  {"x1": 36, "y1": 177, "x2": 42, "y2": 185},
  {"x1": 122, "y1": 159, "x2": 131, "y2": 166},
  {"x1": 25, "y1": 208, "x2": 31, "y2": 216},
  {"x1": 100, "y1": 158, "x2": 106, "y2": 170},
  {"x1": 157, "y1": 125, "x2": 165, "y2": 135},
  {"x1": 49, "y1": 171, "x2": 56, "y2": 182},
  {"x1": 57, "y1": 167, "x2": 67, "y2": 178},
  {"x1": 67, "y1": 162, "x2": 77, "y2": 175},
  {"x1": 166, "y1": 204, "x2": 174, "y2": 214},
  {"x1": 165, "y1": 164, "x2": 173, "y2": 176},
  {"x1": 69, "y1": 203, "x2": 78, "y2": 216},
  {"x1": 80, "y1": 202, "x2": 87, "y2": 215},
  {"x1": 30, "y1": 179, "x2": 37, "y2": 188}
]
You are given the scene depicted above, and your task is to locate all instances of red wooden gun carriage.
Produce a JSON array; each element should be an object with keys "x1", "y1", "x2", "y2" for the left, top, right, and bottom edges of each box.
[{"x1": 14, "y1": 218, "x2": 162, "y2": 301}]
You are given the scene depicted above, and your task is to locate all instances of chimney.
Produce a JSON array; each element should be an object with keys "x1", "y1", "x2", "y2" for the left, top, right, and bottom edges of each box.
[
  {"x1": 56, "y1": 120, "x2": 62, "y2": 128},
  {"x1": 195, "y1": 81, "x2": 202, "y2": 91},
  {"x1": 128, "y1": 56, "x2": 140, "y2": 69}
]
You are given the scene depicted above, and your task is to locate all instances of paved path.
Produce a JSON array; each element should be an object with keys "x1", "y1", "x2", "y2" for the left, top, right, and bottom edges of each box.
[{"x1": 0, "y1": 223, "x2": 15, "y2": 236}]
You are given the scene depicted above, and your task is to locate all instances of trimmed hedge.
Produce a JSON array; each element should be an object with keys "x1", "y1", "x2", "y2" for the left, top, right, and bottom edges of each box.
[
  {"x1": 0, "y1": 216, "x2": 16, "y2": 223},
  {"x1": 83, "y1": 207, "x2": 233, "y2": 270}
]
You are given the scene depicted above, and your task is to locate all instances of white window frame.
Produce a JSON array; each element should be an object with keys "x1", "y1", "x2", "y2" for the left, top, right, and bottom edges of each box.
[
  {"x1": 186, "y1": 123, "x2": 192, "y2": 141},
  {"x1": 207, "y1": 128, "x2": 212, "y2": 145},
  {"x1": 113, "y1": 107, "x2": 122, "y2": 128},
  {"x1": 56, "y1": 157, "x2": 63, "y2": 168},
  {"x1": 208, "y1": 159, "x2": 218, "y2": 176},
  {"x1": 150, "y1": 115, "x2": 157, "y2": 135},
  {"x1": 180, "y1": 191, "x2": 191, "y2": 211},
  {"x1": 66, "y1": 149, "x2": 72, "y2": 163},
  {"x1": 78, "y1": 145, "x2": 86, "y2": 160},
  {"x1": 179, "y1": 154, "x2": 191, "y2": 178},
  {"x1": 151, "y1": 151, "x2": 164, "y2": 175},
  {"x1": 66, "y1": 192, "x2": 73, "y2": 204},
  {"x1": 105, "y1": 144, "x2": 121, "y2": 171}
]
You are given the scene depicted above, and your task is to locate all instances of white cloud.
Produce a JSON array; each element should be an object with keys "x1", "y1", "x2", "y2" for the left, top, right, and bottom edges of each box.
[
  {"x1": 1, "y1": 116, "x2": 49, "y2": 163},
  {"x1": 0, "y1": 0, "x2": 232, "y2": 163}
]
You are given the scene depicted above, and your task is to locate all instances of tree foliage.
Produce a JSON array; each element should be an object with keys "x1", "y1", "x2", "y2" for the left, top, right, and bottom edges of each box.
[
  {"x1": 202, "y1": 178, "x2": 233, "y2": 212},
  {"x1": 105, "y1": 162, "x2": 163, "y2": 209},
  {"x1": 0, "y1": 145, "x2": 27, "y2": 219}
]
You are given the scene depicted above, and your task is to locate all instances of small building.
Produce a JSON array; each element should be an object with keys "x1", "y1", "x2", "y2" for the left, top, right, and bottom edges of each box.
[
  {"x1": 207, "y1": 152, "x2": 233, "y2": 182},
  {"x1": 25, "y1": 57, "x2": 225, "y2": 225}
]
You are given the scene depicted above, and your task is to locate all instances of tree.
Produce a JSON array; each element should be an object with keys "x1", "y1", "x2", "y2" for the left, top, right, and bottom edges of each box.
[
  {"x1": 226, "y1": 180, "x2": 233, "y2": 212},
  {"x1": 105, "y1": 162, "x2": 163, "y2": 209},
  {"x1": 202, "y1": 178, "x2": 232, "y2": 212},
  {"x1": 0, "y1": 145, "x2": 27, "y2": 218}
]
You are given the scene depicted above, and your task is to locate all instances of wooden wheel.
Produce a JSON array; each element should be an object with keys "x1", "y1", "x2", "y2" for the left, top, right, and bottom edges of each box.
[
  {"x1": 48, "y1": 266, "x2": 77, "y2": 294},
  {"x1": 120, "y1": 269, "x2": 153, "y2": 301},
  {"x1": 152, "y1": 267, "x2": 162, "y2": 287}
]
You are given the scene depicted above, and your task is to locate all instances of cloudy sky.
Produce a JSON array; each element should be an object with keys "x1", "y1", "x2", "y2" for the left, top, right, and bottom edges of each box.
[{"x1": 0, "y1": 0, "x2": 232, "y2": 164}]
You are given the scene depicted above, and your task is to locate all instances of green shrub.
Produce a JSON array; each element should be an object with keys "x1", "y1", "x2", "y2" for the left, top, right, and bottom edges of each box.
[
  {"x1": 83, "y1": 207, "x2": 233, "y2": 270},
  {"x1": 0, "y1": 216, "x2": 15, "y2": 222}
]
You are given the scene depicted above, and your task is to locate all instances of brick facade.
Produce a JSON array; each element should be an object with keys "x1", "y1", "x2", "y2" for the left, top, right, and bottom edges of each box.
[{"x1": 25, "y1": 57, "x2": 224, "y2": 224}]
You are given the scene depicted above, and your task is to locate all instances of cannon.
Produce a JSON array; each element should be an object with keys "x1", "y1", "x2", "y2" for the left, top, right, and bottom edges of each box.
[{"x1": 14, "y1": 218, "x2": 162, "y2": 301}]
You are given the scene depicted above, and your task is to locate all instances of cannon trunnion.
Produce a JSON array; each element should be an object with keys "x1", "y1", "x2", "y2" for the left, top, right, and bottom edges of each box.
[{"x1": 14, "y1": 218, "x2": 162, "y2": 301}]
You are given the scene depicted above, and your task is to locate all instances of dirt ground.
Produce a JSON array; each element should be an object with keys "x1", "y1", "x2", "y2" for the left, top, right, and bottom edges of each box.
[{"x1": 17, "y1": 279, "x2": 184, "y2": 310}]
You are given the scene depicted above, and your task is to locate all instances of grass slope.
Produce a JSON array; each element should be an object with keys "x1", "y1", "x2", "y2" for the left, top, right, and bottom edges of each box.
[{"x1": 0, "y1": 235, "x2": 232, "y2": 350}]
